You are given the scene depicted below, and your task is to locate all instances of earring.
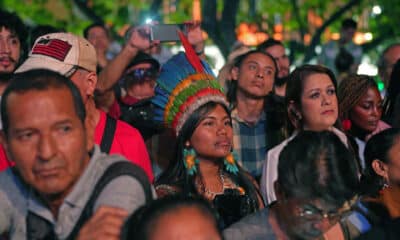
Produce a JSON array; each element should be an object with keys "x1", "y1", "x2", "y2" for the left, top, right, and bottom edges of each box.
[
  {"x1": 183, "y1": 148, "x2": 199, "y2": 176},
  {"x1": 342, "y1": 119, "x2": 352, "y2": 131},
  {"x1": 295, "y1": 112, "x2": 302, "y2": 120},
  {"x1": 224, "y1": 150, "x2": 239, "y2": 174}
]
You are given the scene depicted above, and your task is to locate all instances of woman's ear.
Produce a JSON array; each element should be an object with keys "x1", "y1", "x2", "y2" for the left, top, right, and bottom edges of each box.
[
  {"x1": 372, "y1": 159, "x2": 389, "y2": 182},
  {"x1": 287, "y1": 101, "x2": 302, "y2": 128},
  {"x1": 231, "y1": 66, "x2": 239, "y2": 81},
  {"x1": 185, "y1": 140, "x2": 191, "y2": 148}
]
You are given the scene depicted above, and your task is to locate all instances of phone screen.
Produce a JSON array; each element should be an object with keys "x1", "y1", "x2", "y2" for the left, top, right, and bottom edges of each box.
[{"x1": 150, "y1": 24, "x2": 184, "y2": 42}]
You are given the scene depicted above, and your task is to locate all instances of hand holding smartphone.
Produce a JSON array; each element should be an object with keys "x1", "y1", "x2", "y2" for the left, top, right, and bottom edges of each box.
[{"x1": 150, "y1": 24, "x2": 186, "y2": 42}]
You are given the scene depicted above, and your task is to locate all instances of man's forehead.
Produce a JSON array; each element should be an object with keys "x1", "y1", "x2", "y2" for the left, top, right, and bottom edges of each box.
[
  {"x1": 6, "y1": 88, "x2": 77, "y2": 121},
  {"x1": 0, "y1": 26, "x2": 17, "y2": 37},
  {"x1": 8, "y1": 87, "x2": 72, "y2": 104}
]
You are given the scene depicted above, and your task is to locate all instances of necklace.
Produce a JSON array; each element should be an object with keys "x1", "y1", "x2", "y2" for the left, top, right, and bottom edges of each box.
[{"x1": 197, "y1": 169, "x2": 225, "y2": 200}]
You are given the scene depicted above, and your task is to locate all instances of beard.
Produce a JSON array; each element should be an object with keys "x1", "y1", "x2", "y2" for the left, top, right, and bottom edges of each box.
[
  {"x1": 0, "y1": 73, "x2": 12, "y2": 84},
  {"x1": 275, "y1": 75, "x2": 289, "y2": 87}
]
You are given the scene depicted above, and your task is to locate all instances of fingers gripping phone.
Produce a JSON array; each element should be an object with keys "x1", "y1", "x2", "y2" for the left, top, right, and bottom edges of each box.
[{"x1": 150, "y1": 24, "x2": 186, "y2": 42}]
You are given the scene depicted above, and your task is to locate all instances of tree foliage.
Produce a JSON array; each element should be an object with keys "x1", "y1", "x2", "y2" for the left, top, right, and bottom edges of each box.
[{"x1": 2, "y1": 0, "x2": 399, "y2": 64}]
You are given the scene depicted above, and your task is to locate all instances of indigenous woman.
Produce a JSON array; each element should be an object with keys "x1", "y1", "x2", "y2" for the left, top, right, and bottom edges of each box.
[
  {"x1": 261, "y1": 65, "x2": 348, "y2": 205},
  {"x1": 338, "y1": 74, "x2": 391, "y2": 170},
  {"x1": 151, "y1": 40, "x2": 263, "y2": 228}
]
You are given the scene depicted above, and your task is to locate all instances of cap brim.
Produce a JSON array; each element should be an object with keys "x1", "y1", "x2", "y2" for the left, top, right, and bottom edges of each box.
[{"x1": 15, "y1": 55, "x2": 74, "y2": 76}]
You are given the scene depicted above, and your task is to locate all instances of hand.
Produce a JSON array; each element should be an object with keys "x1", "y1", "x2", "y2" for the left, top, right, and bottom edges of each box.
[
  {"x1": 185, "y1": 21, "x2": 204, "y2": 52},
  {"x1": 127, "y1": 26, "x2": 159, "y2": 51},
  {"x1": 76, "y1": 206, "x2": 129, "y2": 240}
]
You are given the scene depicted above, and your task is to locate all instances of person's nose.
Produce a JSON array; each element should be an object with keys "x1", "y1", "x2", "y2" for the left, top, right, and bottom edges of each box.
[
  {"x1": 217, "y1": 123, "x2": 228, "y2": 136},
  {"x1": 0, "y1": 39, "x2": 10, "y2": 54},
  {"x1": 37, "y1": 134, "x2": 57, "y2": 161},
  {"x1": 322, "y1": 93, "x2": 332, "y2": 106},
  {"x1": 371, "y1": 105, "x2": 381, "y2": 117},
  {"x1": 256, "y1": 69, "x2": 264, "y2": 79}
]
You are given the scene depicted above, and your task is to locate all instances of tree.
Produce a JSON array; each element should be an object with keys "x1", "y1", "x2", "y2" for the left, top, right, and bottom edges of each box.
[{"x1": 2, "y1": 0, "x2": 399, "y2": 65}]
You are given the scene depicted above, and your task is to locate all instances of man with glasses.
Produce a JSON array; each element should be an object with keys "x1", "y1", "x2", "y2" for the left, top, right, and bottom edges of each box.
[
  {"x1": 11, "y1": 32, "x2": 154, "y2": 182},
  {"x1": 97, "y1": 51, "x2": 161, "y2": 140}
]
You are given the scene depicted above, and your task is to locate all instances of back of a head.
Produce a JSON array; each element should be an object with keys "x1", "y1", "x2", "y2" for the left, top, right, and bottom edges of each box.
[
  {"x1": 121, "y1": 195, "x2": 222, "y2": 240},
  {"x1": 277, "y1": 130, "x2": 359, "y2": 206},
  {"x1": 385, "y1": 59, "x2": 400, "y2": 106}
]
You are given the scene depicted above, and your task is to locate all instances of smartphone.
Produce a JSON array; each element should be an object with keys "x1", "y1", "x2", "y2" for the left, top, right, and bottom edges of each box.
[{"x1": 150, "y1": 24, "x2": 185, "y2": 42}]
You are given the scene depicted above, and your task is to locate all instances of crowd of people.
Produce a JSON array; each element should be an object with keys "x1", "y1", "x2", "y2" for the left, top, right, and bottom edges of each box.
[{"x1": 1, "y1": 8, "x2": 400, "y2": 240}]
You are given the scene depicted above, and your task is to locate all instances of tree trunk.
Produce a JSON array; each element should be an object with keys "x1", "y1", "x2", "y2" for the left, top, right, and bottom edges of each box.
[{"x1": 202, "y1": 0, "x2": 239, "y2": 58}]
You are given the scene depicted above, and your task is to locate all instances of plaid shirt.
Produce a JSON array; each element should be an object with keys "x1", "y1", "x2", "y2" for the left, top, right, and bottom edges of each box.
[{"x1": 231, "y1": 108, "x2": 267, "y2": 178}]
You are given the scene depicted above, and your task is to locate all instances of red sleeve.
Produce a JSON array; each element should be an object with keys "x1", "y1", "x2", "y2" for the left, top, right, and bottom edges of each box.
[{"x1": 0, "y1": 144, "x2": 13, "y2": 171}]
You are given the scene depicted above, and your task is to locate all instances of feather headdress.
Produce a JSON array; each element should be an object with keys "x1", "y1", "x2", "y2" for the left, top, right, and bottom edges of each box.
[{"x1": 151, "y1": 31, "x2": 228, "y2": 136}]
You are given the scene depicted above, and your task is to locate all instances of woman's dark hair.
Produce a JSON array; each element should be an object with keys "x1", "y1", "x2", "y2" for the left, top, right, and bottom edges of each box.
[
  {"x1": 226, "y1": 49, "x2": 278, "y2": 106},
  {"x1": 121, "y1": 195, "x2": 223, "y2": 240},
  {"x1": 277, "y1": 130, "x2": 359, "y2": 207},
  {"x1": 285, "y1": 64, "x2": 338, "y2": 134},
  {"x1": 1, "y1": 69, "x2": 86, "y2": 137},
  {"x1": 155, "y1": 101, "x2": 260, "y2": 209},
  {"x1": 382, "y1": 59, "x2": 400, "y2": 124},
  {"x1": 360, "y1": 128, "x2": 400, "y2": 196}
]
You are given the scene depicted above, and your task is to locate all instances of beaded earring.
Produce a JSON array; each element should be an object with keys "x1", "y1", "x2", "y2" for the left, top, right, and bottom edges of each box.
[
  {"x1": 224, "y1": 150, "x2": 239, "y2": 174},
  {"x1": 183, "y1": 148, "x2": 199, "y2": 175}
]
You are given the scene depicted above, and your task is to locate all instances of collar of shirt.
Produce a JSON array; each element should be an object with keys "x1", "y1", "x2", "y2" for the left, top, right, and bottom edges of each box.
[{"x1": 231, "y1": 108, "x2": 266, "y2": 126}]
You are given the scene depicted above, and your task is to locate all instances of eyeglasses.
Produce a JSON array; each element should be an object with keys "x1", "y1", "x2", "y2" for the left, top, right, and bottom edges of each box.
[
  {"x1": 125, "y1": 67, "x2": 159, "y2": 81},
  {"x1": 296, "y1": 204, "x2": 342, "y2": 222}
]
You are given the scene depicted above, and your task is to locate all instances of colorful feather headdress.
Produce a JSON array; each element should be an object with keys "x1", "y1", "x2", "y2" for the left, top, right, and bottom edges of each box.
[{"x1": 151, "y1": 32, "x2": 228, "y2": 136}]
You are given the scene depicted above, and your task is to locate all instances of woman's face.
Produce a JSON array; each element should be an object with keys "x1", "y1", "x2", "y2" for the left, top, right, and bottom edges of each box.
[
  {"x1": 349, "y1": 86, "x2": 382, "y2": 133},
  {"x1": 189, "y1": 104, "x2": 233, "y2": 161},
  {"x1": 299, "y1": 73, "x2": 338, "y2": 131}
]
